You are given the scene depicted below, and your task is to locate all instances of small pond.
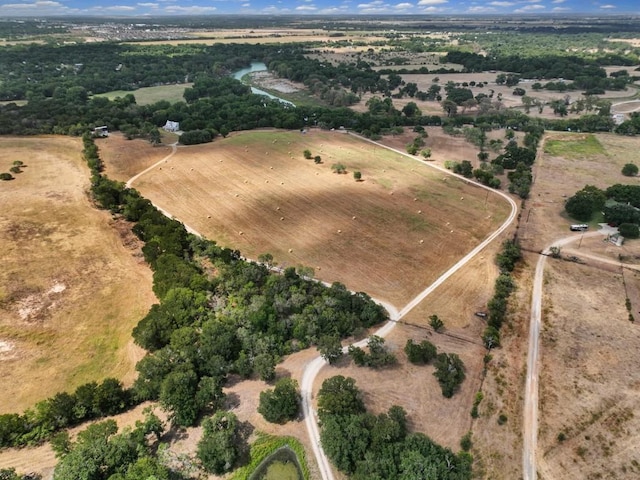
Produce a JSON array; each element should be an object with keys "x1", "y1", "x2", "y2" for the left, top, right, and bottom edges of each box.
[{"x1": 248, "y1": 446, "x2": 303, "y2": 480}]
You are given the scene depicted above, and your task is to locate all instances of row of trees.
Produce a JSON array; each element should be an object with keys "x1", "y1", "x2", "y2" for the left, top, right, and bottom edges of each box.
[{"x1": 482, "y1": 240, "x2": 522, "y2": 349}]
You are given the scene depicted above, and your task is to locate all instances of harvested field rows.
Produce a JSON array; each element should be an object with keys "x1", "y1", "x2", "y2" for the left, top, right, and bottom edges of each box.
[{"x1": 131, "y1": 129, "x2": 510, "y2": 306}]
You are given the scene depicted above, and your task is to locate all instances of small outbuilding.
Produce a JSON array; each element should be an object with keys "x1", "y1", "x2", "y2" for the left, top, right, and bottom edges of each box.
[{"x1": 163, "y1": 120, "x2": 180, "y2": 132}]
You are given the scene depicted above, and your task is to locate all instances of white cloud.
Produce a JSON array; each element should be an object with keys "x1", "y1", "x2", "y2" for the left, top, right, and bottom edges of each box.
[
  {"x1": 103, "y1": 5, "x2": 136, "y2": 11},
  {"x1": 600, "y1": 4, "x2": 616, "y2": 8},
  {"x1": 296, "y1": 5, "x2": 317, "y2": 10},
  {"x1": 163, "y1": 5, "x2": 217, "y2": 13},
  {"x1": 551, "y1": 0, "x2": 566, "y2": 3},
  {"x1": 552, "y1": 6, "x2": 570, "y2": 11},
  {"x1": 514, "y1": 3, "x2": 545, "y2": 11},
  {"x1": 489, "y1": 1, "x2": 515, "y2": 6},
  {"x1": 466, "y1": 6, "x2": 497, "y2": 12},
  {"x1": 418, "y1": 0, "x2": 447, "y2": 4},
  {"x1": 396, "y1": 2, "x2": 413, "y2": 8},
  {"x1": 137, "y1": 3, "x2": 158, "y2": 7}
]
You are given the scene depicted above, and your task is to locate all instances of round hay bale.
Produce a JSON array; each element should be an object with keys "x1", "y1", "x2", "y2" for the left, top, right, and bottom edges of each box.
[
  {"x1": 460, "y1": 197, "x2": 464, "y2": 200},
  {"x1": 190, "y1": 168, "x2": 194, "y2": 171},
  {"x1": 207, "y1": 215, "x2": 211, "y2": 218},
  {"x1": 280, "y1": 217, "x2": 285, "y2": 221},
  {"x1": 265, "y1": 180, "x2": 269, "y2": 183},
  {"x1": 414, "y1": 198, "x2": 418, "y2": 201},
  {"x1": 352, "y1": 216, "x2": 356, "y2": 220},
  {"x1": 417, "y1": 210, "x2": 422, "y2": 214},
  {"x1": 288, "y1": 248, "x2": 293, "y2": 253},
  {"x1": 270, "y1": 166, "x2": 274, "y2": 169},
  {"x1": 234, "y1": 193, "x2": 239, "y2": 197},
  {"x1": 419, "y1": 239, "x2": 424, "y2": 244},
  {"x1": 337, "y1": 229, "x2": 342, "y2": 233},
  {"x1": 276, "y1": 207, "x2": 281, "y2": 211},
  {"x1": 239, "y1": 231, "x2": 243, "y2": 235},
  {"x1": 280, "y1": 182, "x2": 284, "y2": 185}
]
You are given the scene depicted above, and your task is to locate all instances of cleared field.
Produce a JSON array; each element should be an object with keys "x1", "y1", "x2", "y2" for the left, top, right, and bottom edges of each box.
[
  {"x1": 129, "y1": 129, "x2": 510, "y2": 306},
  {"x1": 93, "y1": 82, "x2": 191, "y2": 106},
  {"x1": 0, "y1": 136, "x2": 155, "y2": 414}
]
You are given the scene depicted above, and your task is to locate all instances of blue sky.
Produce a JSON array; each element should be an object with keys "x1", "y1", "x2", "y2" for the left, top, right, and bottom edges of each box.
[{"x1": 0, "y1": 0, "x2": 637, "y2": 17}]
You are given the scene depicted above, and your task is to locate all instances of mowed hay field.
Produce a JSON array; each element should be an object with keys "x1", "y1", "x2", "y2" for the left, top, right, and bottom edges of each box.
[
  {"x1": 131, "y1": 129, "x2": 511, "y2": 307},
  {"x1": 0, "y1": 136, "x2": 155, "y2": 414}
]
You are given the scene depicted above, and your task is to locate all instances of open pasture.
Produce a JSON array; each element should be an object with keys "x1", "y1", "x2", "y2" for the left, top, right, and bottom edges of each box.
[
  {"x1": 131, "y1": 129, "x2": 510, "y2": 306},
  {"x1": 0, "y1": 136, "x2": 155, "y2": 414}
]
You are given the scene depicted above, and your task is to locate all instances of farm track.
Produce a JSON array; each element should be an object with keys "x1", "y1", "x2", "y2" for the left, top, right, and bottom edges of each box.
[
  {"x1": 523, "y1": 230, "x2": 605, "y2": 480},
  {"x1": 127, "y1": 133, "x2": 518, "y2": 480}
]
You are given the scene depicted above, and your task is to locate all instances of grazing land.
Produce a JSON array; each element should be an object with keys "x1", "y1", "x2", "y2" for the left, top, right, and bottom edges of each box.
[
  {"x1": 0, "y1": 136, "x2": 155, "y2": 414},
  {"x1": 94, "y1": 83, "x2": 192, "y2": 106},
  {"x1": 127, "y1": 129, "x2": 510, "y2": 306},
  {"x1": 488, "y1": 132, "x2": 640, "y2": 479}
]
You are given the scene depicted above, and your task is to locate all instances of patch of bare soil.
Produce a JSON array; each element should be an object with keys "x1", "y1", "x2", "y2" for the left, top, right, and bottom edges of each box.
[
  {"x1": 249, "y1": 71, "x2": 300, "y2": 93},
  {"x1": 537, "y1": 259, "x2": 640, "y2": 479}
]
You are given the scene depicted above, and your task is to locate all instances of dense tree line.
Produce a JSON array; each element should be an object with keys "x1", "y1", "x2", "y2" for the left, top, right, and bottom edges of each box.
[
  {"x1": 443, "y1": 51, "x2": 635, "y2": 90},
  {"x1": 51, "y1": 411, "x2": 177, "y2": 480},
  {"x1": 1, "y1": 134, "x2": 388, "y2": 450},
  {"x1": 317, "y1": 376, "x2": 472, "y2": 479}
]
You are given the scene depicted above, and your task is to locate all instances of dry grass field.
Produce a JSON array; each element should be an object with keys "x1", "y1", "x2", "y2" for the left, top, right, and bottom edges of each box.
[
  {"x1": 96, "y1": 128, "x2": 515, "y2": 477},
  {"x1": 126, "y1": 129, "x2": 510, "y2": 307},
  {"x1": 0, "y1": 136, "x2": 155, "y2": 414},
  {"x1": 471, "y1": 131, "x2": 640, "y2": 480},
  {"x1": 98, "y1": 133, "x2": 173, "y2": 182}
]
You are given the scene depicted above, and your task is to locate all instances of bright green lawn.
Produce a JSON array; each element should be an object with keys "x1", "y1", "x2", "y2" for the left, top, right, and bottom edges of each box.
[{"x1": 544, "y1": 134, "x2": 606, "y2": 158}]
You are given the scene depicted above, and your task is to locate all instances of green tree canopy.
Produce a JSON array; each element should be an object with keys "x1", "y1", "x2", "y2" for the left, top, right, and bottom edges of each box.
[{"x1": 258, "y1": 378, "x2": 301, "y2": 424}]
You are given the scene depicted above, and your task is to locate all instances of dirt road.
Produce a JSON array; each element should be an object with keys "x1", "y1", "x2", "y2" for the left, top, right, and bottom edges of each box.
[
  {"x1": 300, "y1": 135, "x2": 518, "y2": 480},
  {"x1": 523, "y1": 230, "x2": 603, "y2": 480}
]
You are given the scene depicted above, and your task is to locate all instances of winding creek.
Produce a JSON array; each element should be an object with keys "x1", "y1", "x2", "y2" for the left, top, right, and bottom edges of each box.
[{"x1": 233, "y1": 62, "x2": 296, "y2": 107}]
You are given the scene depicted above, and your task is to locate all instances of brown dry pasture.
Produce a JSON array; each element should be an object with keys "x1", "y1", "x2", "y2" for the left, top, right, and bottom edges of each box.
[
  {"x1": 128, "y1": 129, "x2": 510, "y2": 307},
  {"x1": 477, "y1": 131, "x2": 640, "y2": 480},
  {"x1": 0, "y1": 136, "x2": 155, "y2": 414}
]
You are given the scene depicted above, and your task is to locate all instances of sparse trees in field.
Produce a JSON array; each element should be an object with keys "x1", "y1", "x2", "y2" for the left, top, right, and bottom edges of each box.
[
  {"x1": 622, "y1": 163, "x2": 638, "y2": 177},
  {"x1": 0, "y1": 173, "x2": 13, "y2": 181},
  {"x1": 433, "y1": 353, "x2": 466, "y2": 398},
  {"x1": 348, "y1": 335, "x2": 396, "y2": 368},
  {"x1": 303, "y1": 149, "x2": 312, "y2": 159},
  {"x1": 258, "y1": 378, "x2": 301, "y2": 424},
  {"x1": 422, "y1": 148, "x2": 432, "y2": 159},
  {"x1": 331, "y1": 163, "x2": 347, "y2": 174},
  {"x1": 314, "y1": 155, "x2": 322, "y2": 164},
  {"x1": 353, "y1": 170, "x2": 362, "y2": 181},
  {"x1": 429, "y1": 314, "x2": 444, "y2": 332},
  {"x1": 404, "y1": 339, "x2": 437, "y2": 364}
]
